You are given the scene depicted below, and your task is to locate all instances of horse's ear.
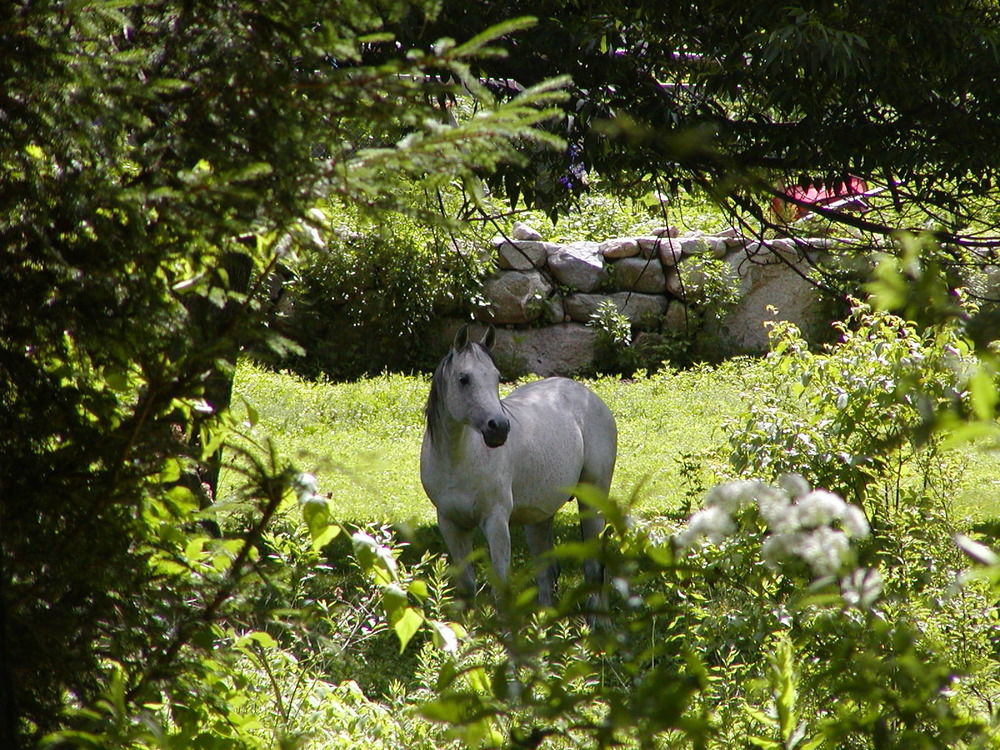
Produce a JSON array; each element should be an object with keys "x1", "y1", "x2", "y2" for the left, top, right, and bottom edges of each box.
[
  {"x1": 481, "y1": 325, "x2": 496, "y2": 351},
  {"x1": 453, "y1": 324, "x2": 470, "y2": 351}
]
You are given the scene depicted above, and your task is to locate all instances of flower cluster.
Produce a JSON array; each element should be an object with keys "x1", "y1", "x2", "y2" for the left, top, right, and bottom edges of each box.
[
  {"x1": 294, "y1": 472, "x2": 320, "y2": 503},
  {"x1": 676, "y1": 474, "x2": 872, "y2": 580},
  {"x1": 294, "y1": 471, "x2": 330, "y2": 512}
]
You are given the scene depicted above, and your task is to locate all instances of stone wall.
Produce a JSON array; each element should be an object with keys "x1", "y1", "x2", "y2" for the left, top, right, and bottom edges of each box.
[{"x1": 443, "y1": 222, "x2": 846, "y2": 377}]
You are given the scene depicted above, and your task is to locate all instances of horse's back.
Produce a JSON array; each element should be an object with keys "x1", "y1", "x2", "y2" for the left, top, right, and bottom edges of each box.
[
  {"x1": 504, "y1": 378, "x2": 617, "y2": 521},
  {"x1": 506, "y1": 377, "x2": 615, "y2": 432}
]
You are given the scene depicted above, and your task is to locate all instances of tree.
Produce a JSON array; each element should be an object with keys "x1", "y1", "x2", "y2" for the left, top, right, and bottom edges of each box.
[
  {"x1": 0, "y1": 2, "x2": 563, "y2": 744},
  {"x1": 386, "y1": 0, "x2": 1000, "y2": 253}
]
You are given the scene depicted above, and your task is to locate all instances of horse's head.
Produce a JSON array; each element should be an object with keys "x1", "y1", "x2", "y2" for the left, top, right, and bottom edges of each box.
[{"x1": 431, "y1": 325, "x2": 510, "y2": 448}]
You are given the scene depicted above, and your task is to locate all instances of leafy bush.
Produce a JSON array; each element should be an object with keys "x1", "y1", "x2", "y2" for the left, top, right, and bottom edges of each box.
[
  {"x1": 726, "y1": 302, "x2": 971, "y2": 521},
  {"x1": 272, "y1": 208, "x2": 485, "y2": 379},
  {"x1": 398, "y1": 476, "x2": 997, "y2": 749},
  {"x1": 588, "y1": 298, "x2": 634, "y2": 373}
]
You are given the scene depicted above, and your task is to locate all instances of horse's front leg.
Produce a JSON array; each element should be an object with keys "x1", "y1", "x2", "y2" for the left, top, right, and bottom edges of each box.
[
  {"x1": 481, "y1": 508, "x2": 512, "y2": 599},
  {"x1": 525, "y1": 517, "x2": 559, "y2": 607},
  {"x1": 437, "y1": 514, "x2": 476, "y2": 599}
]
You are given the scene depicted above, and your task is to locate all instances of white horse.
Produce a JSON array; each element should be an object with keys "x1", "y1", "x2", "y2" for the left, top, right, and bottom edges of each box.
[{"x1": 420, "y1": 326, "x2": 618, "y2": 613}]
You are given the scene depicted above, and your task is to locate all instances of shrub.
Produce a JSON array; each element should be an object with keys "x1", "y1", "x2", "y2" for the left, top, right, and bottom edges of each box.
[
  {"x1": 588, "y1": 298, "x2": 635, "y2": 374},
  {"x1": 725, "y1": 302, "x2": 971, "y2": 522},
  {"x1": 272, "y1": 208, "x2": 484, "y2": 379},
  {"x1": 404, "y1": 476, "x2": 997, "y2": 749}
]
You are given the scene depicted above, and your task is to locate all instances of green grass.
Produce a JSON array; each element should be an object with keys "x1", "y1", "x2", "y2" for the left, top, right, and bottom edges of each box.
[{"x1": 224, "y1": 360, "x2": 1000, "y2": 531}]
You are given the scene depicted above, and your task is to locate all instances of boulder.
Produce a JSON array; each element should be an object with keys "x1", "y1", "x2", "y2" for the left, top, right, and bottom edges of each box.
[
  {"x1": 548, "y1": 241, "x2": 607, "y2": 292},
  {"x1": 663, "y1": 300, "x2": 692, "y2": 332},
  {"x1": 494, "y1": 239, "x2": 559, "y2": 270},
  {"x1": 477, "y1": 270, "x2": 553, "y2": 324},
  {"x1": 542, "y1": 295, "x2": 566, "y2": 325},
  {"x1": 665, "y1": 268, "x2": 684, "y2": 298},
  {"x1": 438, "y1": 321, "x2": 599, "y2": 377},
  {"x1": 702, "y1": 247, "x2": 830, "y2": 353},
  {"x1": 599, "y1": 237, "x2": 641, "y2": 259},
  {"x1": 611, "y1": 256, "x2": 668, "y2": 293},
  {"x1": 658, "y1": 239, "x2": 684, "y2": 266},
  {"x1": 680, "y1": 236, "x2": 728, "y2": 258},
  {"x1": 765, "y1": 238, "x2": 804, "y2": 261},
  {"x1": 564, "y1": 292, "x2": 668, "y2": 328},
  {"x1": 637, "y1": 235, "x2": 676, "y2": 259},
  {"x1": 512, "y1": 221, "x2": 544, "y2": 241},
  {"x1": 650, "y1": 226, "x2": 681, "y2": 238}
]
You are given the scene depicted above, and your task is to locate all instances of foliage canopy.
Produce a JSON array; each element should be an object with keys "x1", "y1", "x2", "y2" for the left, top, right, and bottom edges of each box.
[
  {"x1": 0, "y1": 0, "x2": 563, "y2": 744},
  {"x1": 2, "y1": 0, "x2": 999, "y2": 747},
  {"x1": 387, "y1": 0, "x2": 1000, "y2": 250}
]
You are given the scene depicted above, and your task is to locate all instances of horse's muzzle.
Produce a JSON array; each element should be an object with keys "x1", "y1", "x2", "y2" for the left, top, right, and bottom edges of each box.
[{"x1": 481, "y1": 416, "x2": 510, "y2": 448}]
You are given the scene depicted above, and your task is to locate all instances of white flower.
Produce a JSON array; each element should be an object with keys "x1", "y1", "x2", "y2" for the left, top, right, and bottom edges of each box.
[
  {"x1": 757, "y1": 491, "x2": 794, "y2": 532},
  {"x1": 841, "y1": 568, "x2": 883, "y2": 609},
  {"x1": 797, "y1": 527, "x2": 849, "y2": 577},
  {"x1": 293, "y1": 472, "x2": 319, "y2": 504},
  {"x1": 675, "y1": 506, "x2": 735, "y2": 549},
  {"x1": 841, "y1": 504, "x2": 871, "y2": 538},
  {"x1": 795, "y1": 490, "x2": 846, "y2": 529},
  {"x1": 705, "y1": 480, "x2": 764, "y2": 514},
  {"x1": 761, "y1": 532, "x2": 797, "y2": 569},
  {"x1": 777, "y1": 473, "x2": 811, "y2": 499}
]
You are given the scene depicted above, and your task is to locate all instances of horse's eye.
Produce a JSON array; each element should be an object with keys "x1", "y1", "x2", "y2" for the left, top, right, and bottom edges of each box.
[{"x1": 458, "y1": 373, "x2": 471, "y2": 387}]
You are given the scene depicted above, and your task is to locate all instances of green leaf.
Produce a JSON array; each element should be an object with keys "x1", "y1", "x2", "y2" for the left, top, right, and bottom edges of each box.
[
  {"x1": 237, "y1": 631, "x2": 278, "y2": 650},
  {"x1": 158, "y1": 458, "x2": 182, "y2": 484},
  {"x1": 223, "y1": 161, "x2": 273, "y2": 184},
  {"x1": 240, "y1": 395, "x2": 259, "y2": 427},
  {"x1": 745, "y1": 706, "x2": 777, "y2": 727},
  {"x1": 165, "y1": 485, "x2": 198, "y2": 515},
  {"x1": 419, "y1": 693, "x2": 491, "y2": 724},
  {"x1": 569, "y1": 482, "x2": 627, "y2": 529},
  {"x1": 391, "y1": 606, "x2": 424, "y2": 653},
  {"x1": 407, "y1": 579, "x2": 429, "y2": 600},
  {"x1": 429, "y1": 620, "x2": 461, "y2": 653},
  {"x1": 466, "y1": 666, "x2": 491, "y2": 693},
  {"x1": 968, "y1": 369, "x2": 997, "y2": 421},
  {"x1": 382, "y1": 583, "x2": 408, "y2": 619},
  {"x1": 301, "y1": 496, "x2": 333, "y2": 544}
]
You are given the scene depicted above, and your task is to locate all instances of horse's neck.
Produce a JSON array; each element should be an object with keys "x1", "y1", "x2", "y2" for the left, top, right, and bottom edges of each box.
[{"x1": 429, "y1": 414, "x2": 476, "y2": 467}]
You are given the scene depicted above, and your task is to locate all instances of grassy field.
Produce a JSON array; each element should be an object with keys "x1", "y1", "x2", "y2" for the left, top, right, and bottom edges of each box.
[{"x1": 225, "y1": 360, "x2": 1000, "y2": 535}]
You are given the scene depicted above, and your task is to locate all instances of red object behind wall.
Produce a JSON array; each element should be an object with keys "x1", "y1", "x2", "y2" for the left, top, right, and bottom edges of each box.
[{"x1": 772, "y1": 176, "x2": 870, "y2": 220}]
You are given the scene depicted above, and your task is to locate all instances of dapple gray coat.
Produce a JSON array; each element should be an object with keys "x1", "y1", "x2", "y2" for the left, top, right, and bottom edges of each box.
[{"x1": 420, "y1": 326, "x2": 617, "y2": 611}]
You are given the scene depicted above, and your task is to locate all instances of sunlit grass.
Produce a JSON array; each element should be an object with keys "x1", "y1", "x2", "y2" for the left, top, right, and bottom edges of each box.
[{"x1": 224, "y1": 360, "x2": 999, "y2": 530}]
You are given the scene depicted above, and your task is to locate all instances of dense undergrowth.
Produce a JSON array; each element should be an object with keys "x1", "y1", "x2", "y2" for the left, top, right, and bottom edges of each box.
[{"x1": 174, "y1": 301, "x2": 1000, "y2": 750}]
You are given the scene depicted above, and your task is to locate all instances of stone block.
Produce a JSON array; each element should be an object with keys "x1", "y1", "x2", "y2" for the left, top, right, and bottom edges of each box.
[
  {"x1": 477, "y1": 270, "x2": 553, "y2": 324},
  {"x1": 650, "y1": 226, "x2": 681, "y2": 238},
  {"x1": 680, "y1": 236, "x2": 728, "y2": 258},
  {"x1": 512, "y1": 221, "x2": 543, "y2": 240},
  {"x1": 599, "y1": 237, "x2": 641, "y2": 259},
  {"x1": 611, "y1": 256, "x2": 668, "y2": 293},
  {"x1": 637, "y1": 235, "x2": 677, "y2": 259},
  {"x1": 564, "y1": 292, "x2": 668, "y2": 328},
  {"x1": 705, "y1": 247, "x2": 830, "y2": 353},
  {"x1": 548, "y1": 241, "x2": 607, "y2": 292},
  {"x1": 494, "y1": 240, "x2": 559, "y2": 270}
]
